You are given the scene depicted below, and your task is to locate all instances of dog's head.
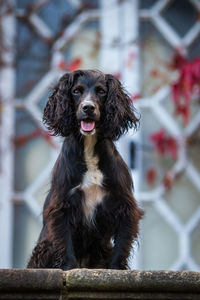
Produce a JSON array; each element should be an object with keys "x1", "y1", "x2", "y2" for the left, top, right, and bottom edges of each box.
[{"x1": 43, "y1": 70, "x2": 139, "y2": 140}]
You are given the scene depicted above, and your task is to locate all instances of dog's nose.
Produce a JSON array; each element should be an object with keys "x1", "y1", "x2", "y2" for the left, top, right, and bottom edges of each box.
[{"x1": 82, "y1": 104, "x2": 95, "y2": 113}]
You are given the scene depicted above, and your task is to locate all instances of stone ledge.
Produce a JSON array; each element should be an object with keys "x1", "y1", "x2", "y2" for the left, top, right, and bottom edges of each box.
[
  {"x1": 0, "y1": 269, "x2": 200, "y2": 299},
  {"x1": 0, "y1": 269, "x2": 63, "y2": 291}
]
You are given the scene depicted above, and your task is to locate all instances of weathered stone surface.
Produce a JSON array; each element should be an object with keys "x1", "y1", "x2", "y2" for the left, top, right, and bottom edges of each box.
[
  {"x1": 64, "y1": 292, "x2": 200, "y2": 300},
  {"x1": 0, "y1": 269, "x2": 63, "y2": 291},
  {"x1": 64, "y1": 269, "x2": 200, "y2": 293},
  {"x1": 0, "y1": 269, "x2": 200, "y2": 299}
]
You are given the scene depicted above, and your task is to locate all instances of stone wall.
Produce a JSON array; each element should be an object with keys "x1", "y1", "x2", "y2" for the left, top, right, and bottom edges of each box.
[{"x1": 0, "y1": 269, "x2": 200, "y2": 299}]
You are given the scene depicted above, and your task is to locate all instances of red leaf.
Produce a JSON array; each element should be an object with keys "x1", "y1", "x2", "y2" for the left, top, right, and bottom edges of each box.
[
  {"x1": 113, "y1": 73, "x2": 121, "y2": 80},
  {"x1": 146, "y1": 168, "x2": 157, "y2": 185},
  {"x1": 57, "y1": 60, "x2": 68, "y2": 71},
  {"x1": 150, "y1": 129, "x2": 166, "y2": 156},
  {"x1": 126, "y1": 51, "x2": 136, "y2": 68},
  {"x1": 57, "y1": 57, "x2": 82, "y2": 72},
  {"x1": 167, "y1": 137, "x2": 178, "y2": 160},
  {"x1": 68, "y1": 57, "x2": 82, "y2": 71},
  {"x1": 163, "y1": 172, "x2": 174, "y2": 190},
  {"x1": 131, "y1": 93, "x2": 141, "y2": 102},
  {"x1": 171, "y1": 83, "x2": 180, "y2": 104},
  {"x1": 175, "y1": 103, "x2": 190, "y2": 125},
  {"x1": 150, "y1": 129, "x2": 178, "y2": 159},
  {"x1": 171, "y1": 52, "x2": 200, "y2": 124},
  {"x1": 171, "y1": 51, "x2": 186, "y2": 70}
]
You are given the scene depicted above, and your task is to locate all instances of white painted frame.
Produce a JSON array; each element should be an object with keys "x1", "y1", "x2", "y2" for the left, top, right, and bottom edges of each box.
[{"x1": 0, "y1": 0, "x2": 16, "y2": 268}]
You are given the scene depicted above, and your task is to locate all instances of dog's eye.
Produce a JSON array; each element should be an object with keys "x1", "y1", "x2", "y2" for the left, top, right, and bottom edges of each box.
[
  {"x1": 73, "y1": 88, "x2": 82, "y2": 95},
  {"x1": 96, "y1": 88, "x2": 106, "y2": 95}
]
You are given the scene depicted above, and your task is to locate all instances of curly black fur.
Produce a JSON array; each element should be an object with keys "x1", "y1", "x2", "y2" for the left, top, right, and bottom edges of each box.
[
  {"x1": 101, "y1": 74, "x2": 139, "y2": 140},
  {"x1": 27, "y1": 70, "x2": 143, "y2": 270},
  {"x1": 43, "y1": 73, "x2": 77, "y2": 136}
]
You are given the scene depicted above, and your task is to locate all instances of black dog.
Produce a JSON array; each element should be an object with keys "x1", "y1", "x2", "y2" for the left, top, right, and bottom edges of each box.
[{"x1": 27, "y1": 70, "x2": 143, "y2": 270}]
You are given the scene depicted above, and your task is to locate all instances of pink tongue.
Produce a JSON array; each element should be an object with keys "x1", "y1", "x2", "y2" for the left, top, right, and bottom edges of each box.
[{"x1": 81, "y1": 121, "x2": 95, "y2": 132}]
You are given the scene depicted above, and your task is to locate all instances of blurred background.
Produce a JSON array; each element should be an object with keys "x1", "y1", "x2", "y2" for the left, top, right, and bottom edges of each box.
[{"x1": 0, "y1": 0, "x2": 200, "y2": 270}]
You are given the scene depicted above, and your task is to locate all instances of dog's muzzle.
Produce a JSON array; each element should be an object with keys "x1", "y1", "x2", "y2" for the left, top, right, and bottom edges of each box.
[{"x1": 78, "y1": 100, "x2": 99, "y2": 136}]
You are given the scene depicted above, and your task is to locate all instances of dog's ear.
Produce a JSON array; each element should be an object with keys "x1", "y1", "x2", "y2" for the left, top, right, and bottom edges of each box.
[
  {"x1": 102, "y1": 74, "x2": 139, "y2": 140},
  {"x1": 43, "y1": 73, "x2": 76, "y2": 136}
]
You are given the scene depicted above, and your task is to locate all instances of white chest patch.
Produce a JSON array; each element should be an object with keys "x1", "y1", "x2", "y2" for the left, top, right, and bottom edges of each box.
[{"x1": 81, "y1": 135, "x2": 106, "y2": 222}]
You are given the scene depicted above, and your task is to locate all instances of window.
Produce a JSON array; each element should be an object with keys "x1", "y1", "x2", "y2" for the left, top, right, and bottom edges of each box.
[{"x1": 1, "y1": 0, "x2": 200, "y2": 270}]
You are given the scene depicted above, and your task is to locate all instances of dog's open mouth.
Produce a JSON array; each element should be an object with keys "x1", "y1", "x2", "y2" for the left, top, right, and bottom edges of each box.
[{"x1": 80, "y1": 120, "x2": 96, "y2": 135}]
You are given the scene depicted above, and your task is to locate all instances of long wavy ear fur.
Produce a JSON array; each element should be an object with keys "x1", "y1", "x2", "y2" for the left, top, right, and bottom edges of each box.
[
  {"x1": 43, "y1": 73, "x2": 76, "y2": 136},
  {"x1": 102, "y1": 74, "x2": 139, "y2": 140}
]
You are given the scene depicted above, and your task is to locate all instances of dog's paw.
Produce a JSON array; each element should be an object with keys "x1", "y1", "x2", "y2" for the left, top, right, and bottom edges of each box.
[
  {"x1": 108, "y1": 261, "x2": 128, "y2": 270},
  {"x1": 62, "y1": 260, "x2": 79, "y2": 270}
]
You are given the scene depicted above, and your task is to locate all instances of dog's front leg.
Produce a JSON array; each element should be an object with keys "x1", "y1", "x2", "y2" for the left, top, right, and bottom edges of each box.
[
  {"x1": 53, "y1": 216, "x2": 79, "y2": 270},
  {"x1": 109, "y1": 219, "x2": 135, "y2": 270},
  {"x1": 48, "y1": 206, "x2": 79, "y2": 270},
  {"x1": 61, "y1": 225, "x2": 79, "y2": 270}
]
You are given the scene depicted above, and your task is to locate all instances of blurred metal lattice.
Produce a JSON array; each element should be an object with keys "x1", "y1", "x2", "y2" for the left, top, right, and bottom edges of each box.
[{"x1": 137, "y1": 0, "x2": 200, "y2": 271}]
